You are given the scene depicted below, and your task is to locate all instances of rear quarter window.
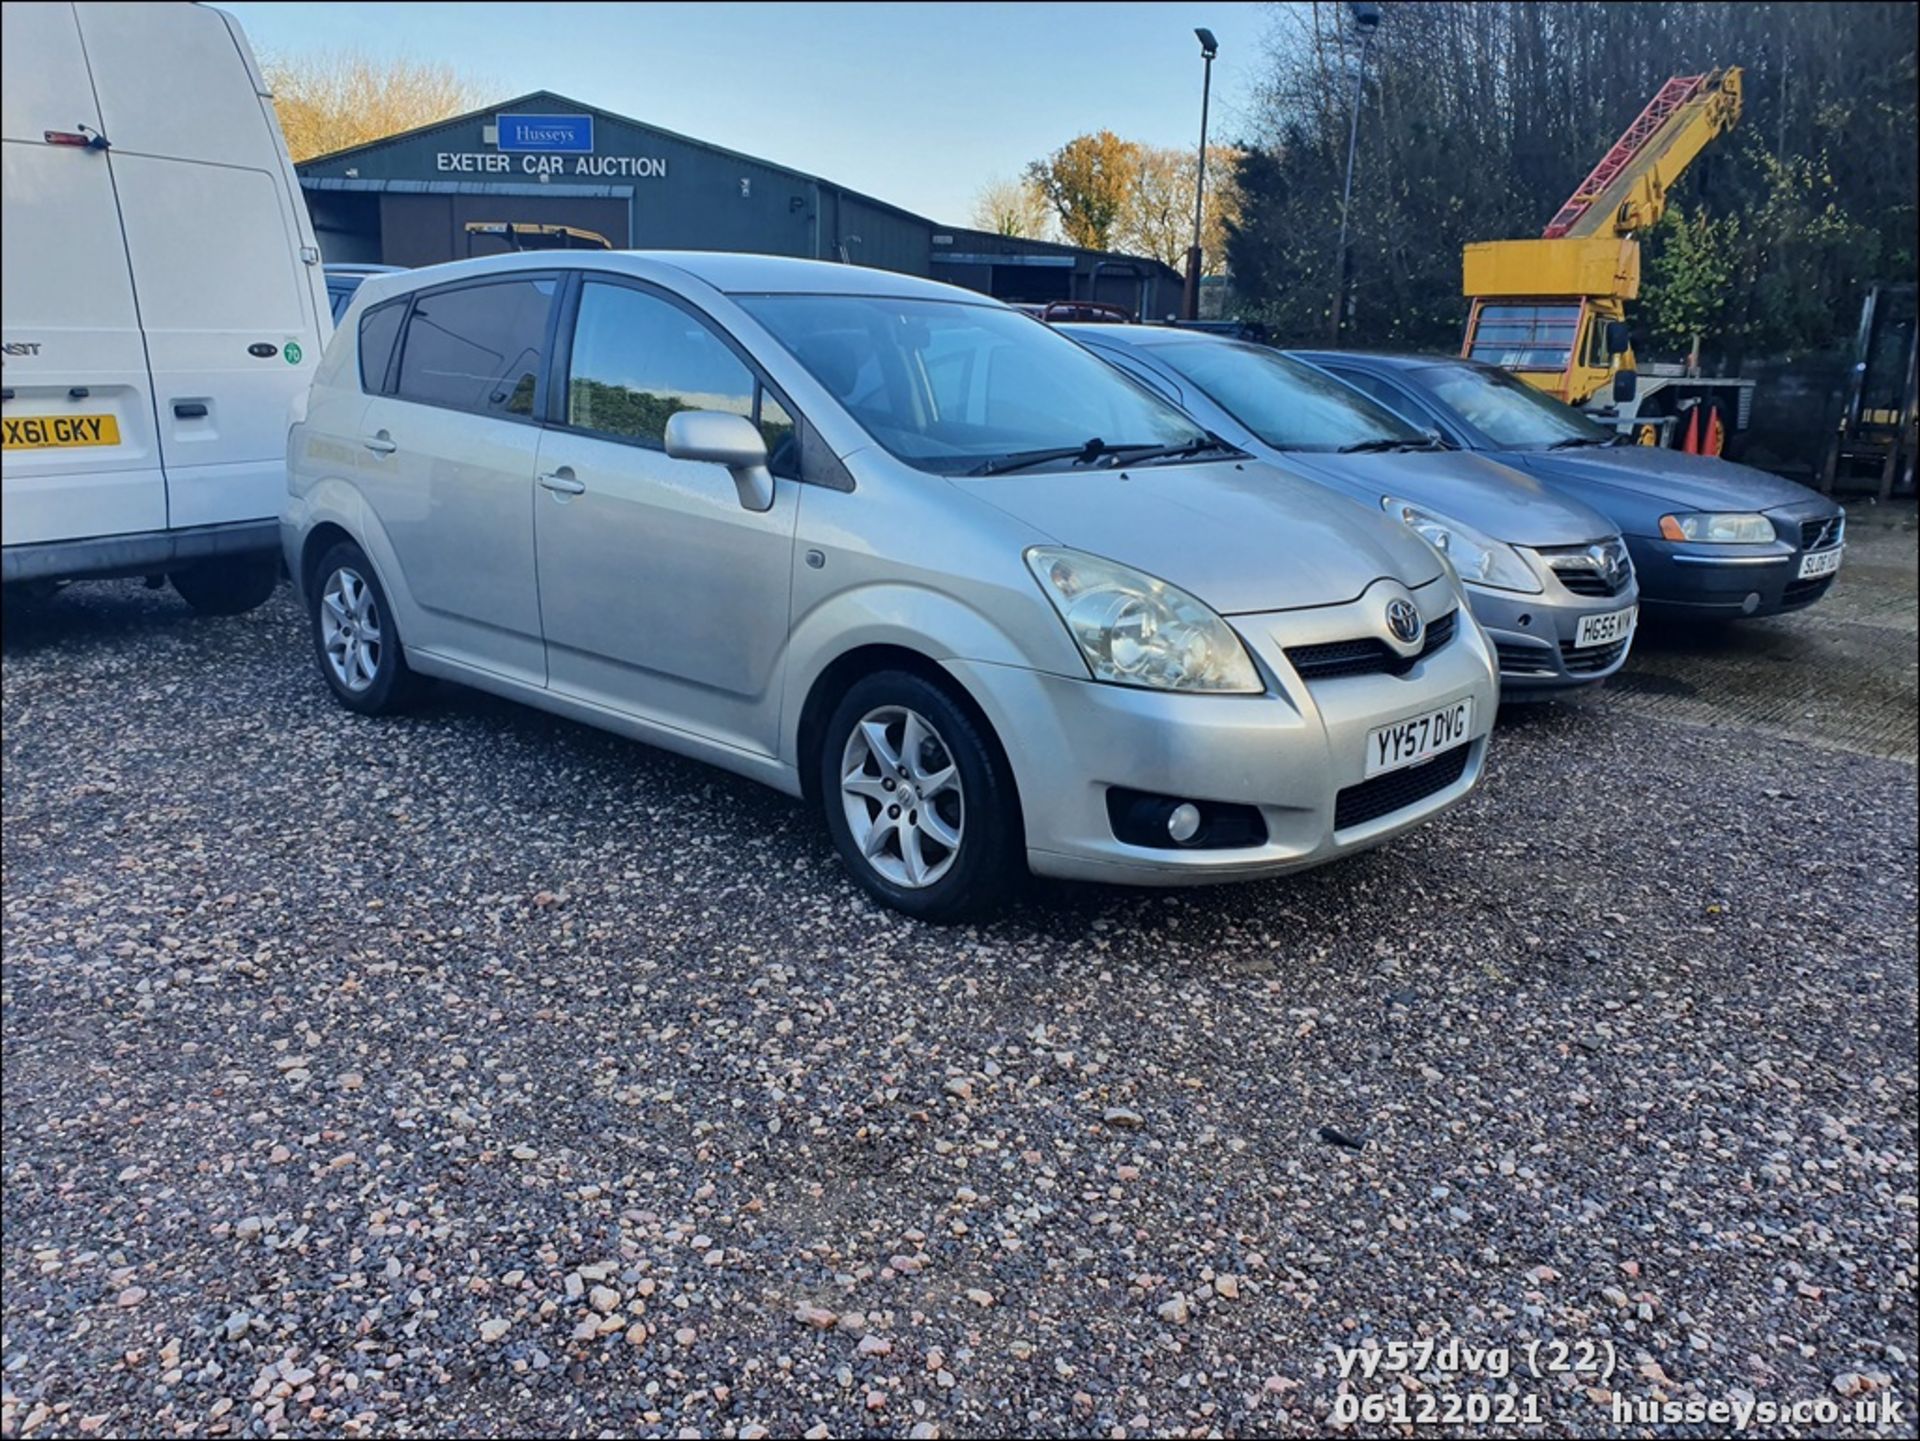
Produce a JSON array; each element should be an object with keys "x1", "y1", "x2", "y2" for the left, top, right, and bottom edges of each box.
[
  {"x1": 393, "y1": 277, "x2": 555, "y2": 418},
  {"x1": 357, "y1": 300, "x2": 405, "y2": 394}
]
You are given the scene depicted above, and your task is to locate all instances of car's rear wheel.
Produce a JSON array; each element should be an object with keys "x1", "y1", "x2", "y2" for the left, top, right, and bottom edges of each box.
[
  {"x1": 309, "y1": 540, "x2": 417, "y2": 715},
  {"x1": 169, "y1": 552, "x2": 279, "y2": 615},
  {"x1": 818, "y1": 670, "x2": 1022, "y2": 922}
]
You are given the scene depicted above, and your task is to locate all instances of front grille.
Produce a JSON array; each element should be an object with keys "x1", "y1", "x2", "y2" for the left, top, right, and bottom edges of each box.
[
  {"x1": 1800, "y1": 515, "x2": 1844, "y2": 551},
  {"x1": 1334, "y1": 743, "x2": 1472, "y2": 830},
  {"x1": 1494, "y1": 640, "x2": 1557, "y2": 675},
  {"x1": 1287, "y1": 609, "x2": 1457, "y2": 682},
  {"x1": 1782, "y1": 574, "x2": 1836, "y2": 608},
  {"x1": 1540, "y1": 540, "x2": 1633, "y2": 598},
  {"x1": 1560, "y1": 637, "x2": 1631, "y2": 674}
]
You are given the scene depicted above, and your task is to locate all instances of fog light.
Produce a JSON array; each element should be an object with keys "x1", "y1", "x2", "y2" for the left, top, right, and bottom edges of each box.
[{"x1": 1168, "y1": 803, "x2": 1202, "y2": 843}]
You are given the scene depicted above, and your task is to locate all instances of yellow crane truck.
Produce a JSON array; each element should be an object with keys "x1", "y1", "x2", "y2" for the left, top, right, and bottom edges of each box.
[{"x1": 1461, "y1": 67, "x2": 1753, "y2": 451}]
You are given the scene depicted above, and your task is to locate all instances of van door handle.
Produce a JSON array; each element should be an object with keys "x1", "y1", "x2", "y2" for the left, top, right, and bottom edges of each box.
[
  {"x1": 362, "y1": 432, "x2": 396, "y2": 454},
  {"x1": 538, "y1": 469, "x2": 585, "y2": 495},
  {"x1": 173, "y1": 401, "x2": 208, "y2": 419}
]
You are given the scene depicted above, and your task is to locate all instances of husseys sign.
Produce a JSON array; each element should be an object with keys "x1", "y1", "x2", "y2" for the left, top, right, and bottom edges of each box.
[{"x1": 435, "y1": 112, "x2": 667, "y2": 178}]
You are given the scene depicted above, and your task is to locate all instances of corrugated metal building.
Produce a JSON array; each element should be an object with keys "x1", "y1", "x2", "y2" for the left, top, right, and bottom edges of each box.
[{"x1": 297, "y1": 90, "x2": 1182, "y2": 316}]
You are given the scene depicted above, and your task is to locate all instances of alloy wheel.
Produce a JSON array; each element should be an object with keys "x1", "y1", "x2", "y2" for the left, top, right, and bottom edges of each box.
[
  {"x1": 839, "y1": 705, "x2": 965, "y2": 889},
  {"x1": 320, "y1": 566, "x2": 384, "y2": 692}
]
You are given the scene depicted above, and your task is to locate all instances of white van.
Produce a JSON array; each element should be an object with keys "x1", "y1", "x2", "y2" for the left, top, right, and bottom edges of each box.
[{"x1": 2, "y1": 1, "x2": 330, "y2": 613}]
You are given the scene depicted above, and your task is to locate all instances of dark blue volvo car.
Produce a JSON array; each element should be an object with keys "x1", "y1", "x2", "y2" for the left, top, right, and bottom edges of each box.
[{"x1": 1292, "y1": 351, "x2": 1847, "y2": 620}]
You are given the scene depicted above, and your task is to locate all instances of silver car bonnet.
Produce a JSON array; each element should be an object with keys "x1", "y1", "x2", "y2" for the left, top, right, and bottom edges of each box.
[
  {"x1": 951, "y1": 457, "x2": 1444, "y2": 615},
  {"x1": 1279, "y1": 450, "x2": 1621, "y2": 547}
]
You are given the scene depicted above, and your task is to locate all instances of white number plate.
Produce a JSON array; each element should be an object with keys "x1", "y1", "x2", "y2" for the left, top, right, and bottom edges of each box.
[
  {"x1": 1574, "y1": 605, "x2": 1637, "y2": 649},
  {"x1": 1364, "y1": 697, "x2": 1474, "y2": 778},
  {"x1": 1797, "y1": 546, "x2": 1843, "y2": 580}
]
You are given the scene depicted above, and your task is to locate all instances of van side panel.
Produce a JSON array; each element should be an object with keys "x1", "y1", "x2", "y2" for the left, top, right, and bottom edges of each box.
[
  {"x1": 77, "y1": 1, "x2": 327, "y2": 532},
  {"x1": 0, "y1": 1, "x2": 166, "y2": 547},
  {"x1": 109, "y1": 156, "x2": 318, "y2": 528}
]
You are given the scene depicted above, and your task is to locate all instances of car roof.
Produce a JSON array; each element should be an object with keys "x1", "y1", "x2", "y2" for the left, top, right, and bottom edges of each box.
[
  {"x1": 349, "y1": 250, "x2": 997, "y2": 305},
  {"x1": 1287, "y1": 349, "x2": 1464, "y2": 372}
]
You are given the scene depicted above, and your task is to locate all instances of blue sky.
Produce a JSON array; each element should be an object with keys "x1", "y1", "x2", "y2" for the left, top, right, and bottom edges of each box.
[{"x1": 223, "y1": 1, "x2": 1272, "y2": 225}]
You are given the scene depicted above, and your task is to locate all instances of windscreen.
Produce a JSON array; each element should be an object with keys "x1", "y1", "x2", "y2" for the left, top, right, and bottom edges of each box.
[
  {"x1": 737, "y1": 295, "x2": 1206, "y2": 475},
  {"x1": 1148, "y1": 342, "x2": 1426, "y2": 450},
  {"x1": 1416, "y1": 363, "x2": 1614, "y2": 448},
  {"x1": 1466, "y1": 303, "x2": 1581, "y2": 370}
]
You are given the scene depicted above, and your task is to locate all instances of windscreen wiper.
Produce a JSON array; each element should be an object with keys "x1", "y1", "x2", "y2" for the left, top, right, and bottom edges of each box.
[
  {"x1": 1547, "y1": 436, "x2": 1613, "y2": 449},
  {"x1": 970, "y1": 436, "x2": 1117, "y2": 476},
  {"x1": 1336, "y1": 437, "x2": 1409, "y2": 453},
  {"x1": 969, "y1": 436, "x2": 1218, "y2": 476},
  {"x1": 1121, "y1": 435, "x2": 1245, "y2": 465}
]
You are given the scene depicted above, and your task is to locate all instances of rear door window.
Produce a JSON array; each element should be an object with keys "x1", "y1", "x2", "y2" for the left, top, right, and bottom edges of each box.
[{"x1": 394, "y1": 277, "x2": 555, "y2": 418}]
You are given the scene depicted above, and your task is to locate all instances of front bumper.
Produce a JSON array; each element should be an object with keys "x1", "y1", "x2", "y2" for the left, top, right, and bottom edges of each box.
[
  {"x1": 1626, "y1": 503, "x2": 1845, "y2": 618},
  {"x1": 1465, "y1": 573, "x2": 1640, "y2": 694},
  {"x1": 950, "y1": 578, "x2": 1499, "y2": 885}
]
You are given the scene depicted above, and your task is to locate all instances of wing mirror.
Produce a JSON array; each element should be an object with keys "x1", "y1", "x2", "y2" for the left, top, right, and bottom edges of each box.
[
  {"x1": 1612, "y1": 369, "x2": 1638, "y2": 403},
  {"x1": 1604, "y1": 320, "x2": 1632, "y2": 356},
  {"x1": 664, "y1": 411, "x2": 774, "y2": 512}
]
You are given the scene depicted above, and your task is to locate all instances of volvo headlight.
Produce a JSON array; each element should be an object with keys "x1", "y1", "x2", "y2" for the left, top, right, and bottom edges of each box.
[
  {"x1": 1382, "y1": 498, "x2": 1541, "y2": 594},
  {"x1": 1658, "y1": 512, "x2": 1775, "y2": 543},
  {"x1": 1026, "y1": 548, "x2": 1261, "y2": 693}
]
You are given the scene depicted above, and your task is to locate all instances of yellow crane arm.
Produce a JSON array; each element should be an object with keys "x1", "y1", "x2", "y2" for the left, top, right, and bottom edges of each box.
[{"x1": 1548, "y1": 68, "x2": 1743, "y2": 239}]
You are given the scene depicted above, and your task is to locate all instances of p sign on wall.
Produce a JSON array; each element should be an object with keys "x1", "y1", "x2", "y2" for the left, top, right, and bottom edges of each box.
[{"x1": 496, "y1": 114, "x2": 594, "y2": 154}]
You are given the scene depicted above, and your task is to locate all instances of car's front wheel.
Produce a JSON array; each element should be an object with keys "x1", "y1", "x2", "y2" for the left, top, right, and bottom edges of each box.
[
  {"x1": 818, "y1": 670, "x2": 1022, "y2": 922},
  {"x1": 308, "y1": 540, "x2": 417, "y2": 715}
]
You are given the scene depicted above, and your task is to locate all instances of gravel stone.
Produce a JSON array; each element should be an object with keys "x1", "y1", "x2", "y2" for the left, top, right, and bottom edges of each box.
[{"x1": 2, "y1": 554, "x2": 1916, "y2": 1438}]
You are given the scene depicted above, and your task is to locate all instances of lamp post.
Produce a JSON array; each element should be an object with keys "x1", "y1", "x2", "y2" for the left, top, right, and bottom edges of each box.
[
  {"x1": 1330, "y1": 0, "x2": 1381, "y2": 342},
  {"x1": 1182, "y1": 26, "x2": 1218, "y2": 322}
]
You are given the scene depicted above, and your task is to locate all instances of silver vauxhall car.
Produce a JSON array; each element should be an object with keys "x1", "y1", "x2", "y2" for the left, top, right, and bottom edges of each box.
[
  {"x1": 284, "y1": 253, "x2": 1497, "y2": 920},
  {"x1": 1063, "y1": 327, "x2": 1642, "y2": 694}
]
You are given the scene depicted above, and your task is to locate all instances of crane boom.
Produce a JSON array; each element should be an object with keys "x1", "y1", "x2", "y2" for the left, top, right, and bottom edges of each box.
[
  {"x1": 1459, "y1": 64, "x2": 1750, "y2": 421},
  {"x1": 1545, "y1": 67, "x2": 1743, "y2": 239}
]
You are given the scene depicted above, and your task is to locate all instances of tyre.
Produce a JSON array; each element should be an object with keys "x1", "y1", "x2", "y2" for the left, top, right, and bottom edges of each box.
[
  {"x1": 169, "y1": 552, "x2": 279, "y2": 615},
  {"x1": 308, "y1": 540, "x2": 418, "y2": 715},
  {"x1": 818, "y1": 669, "x2": 1023, "y2": 922}
]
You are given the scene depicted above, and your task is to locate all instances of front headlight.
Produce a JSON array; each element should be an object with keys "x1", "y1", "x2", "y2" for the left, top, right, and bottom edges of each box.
[
  {"x1": 1026, "y1": 547, "x2": 1261, "y2": 693},
  {"x1": 1382, "y1": 498, "x2": 1541, "y2": 594},
  {"x1": 1658, "y1": 512, "x2": 1775, "y2": 543}
]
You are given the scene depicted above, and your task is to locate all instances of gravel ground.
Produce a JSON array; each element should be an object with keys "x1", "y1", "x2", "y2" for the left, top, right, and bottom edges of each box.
[{"x1": 3, "y1": 570, "x2": 1915, "y2": 1440}]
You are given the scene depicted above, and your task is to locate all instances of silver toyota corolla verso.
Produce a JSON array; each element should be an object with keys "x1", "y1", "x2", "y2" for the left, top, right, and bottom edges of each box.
[{"x1": 284, "y1": 253, "x2": 1498, "y2": 920}]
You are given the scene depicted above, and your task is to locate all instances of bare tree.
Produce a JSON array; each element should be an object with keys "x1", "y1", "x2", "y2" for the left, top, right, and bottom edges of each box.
[
  {"x1": 969, "y1": 175, "x2": 1056, "y2": 241},
  {"x1": 264, "y1": 49, "x2": 489, "y2": 163},
  {"x1": 1117, "y1": 145, "x2": 1240, "y2": 274}
]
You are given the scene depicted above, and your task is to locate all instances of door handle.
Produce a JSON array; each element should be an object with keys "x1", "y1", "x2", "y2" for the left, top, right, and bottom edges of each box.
[
  {"x1": 362, "y1": 432, "x2": 396, "y2": 454},
  {"x1": 538, "y1": 469, "x2": 586, "y2": 495}
]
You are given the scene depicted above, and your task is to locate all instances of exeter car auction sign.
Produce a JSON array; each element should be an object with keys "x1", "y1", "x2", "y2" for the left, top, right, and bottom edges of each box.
[{"x1": 436, "y1": 112, "x2": 668, "y2": 178}]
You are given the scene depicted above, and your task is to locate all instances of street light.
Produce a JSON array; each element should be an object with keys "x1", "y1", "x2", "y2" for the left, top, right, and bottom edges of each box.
[
  {"x1": 1330, "y1": 0, "x2": 1381, "y2": 342},
  {"x1": 1183, "y1": 26, "x2": 1219, "y2": 322}
]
